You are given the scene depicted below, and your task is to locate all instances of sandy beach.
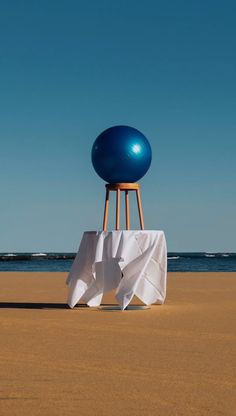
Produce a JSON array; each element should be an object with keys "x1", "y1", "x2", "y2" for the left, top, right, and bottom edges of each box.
[{"x1": 0, "y1": 272, "x2": 235, "y2": 415}]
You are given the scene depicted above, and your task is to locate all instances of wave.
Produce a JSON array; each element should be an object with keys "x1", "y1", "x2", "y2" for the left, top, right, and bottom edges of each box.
[
  {"x1": 167, "y1": 256, "x2": 180, "y2": 260},
  {"x1": 1, "y1": 252, "x2": 235, "y2": 263},
  {"x1": 0, "y1": 253, "x2": 76, "y2": 261}
]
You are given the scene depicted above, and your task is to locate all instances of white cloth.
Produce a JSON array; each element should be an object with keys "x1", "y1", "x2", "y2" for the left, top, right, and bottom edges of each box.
[{"x1": 66, "y1": 230, "x2": 167, "y2": 310}]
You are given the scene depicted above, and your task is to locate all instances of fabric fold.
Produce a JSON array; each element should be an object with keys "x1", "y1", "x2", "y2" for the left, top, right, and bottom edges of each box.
[{"x1": 66, "y1": 230, "x2": 167, "y2": 309}]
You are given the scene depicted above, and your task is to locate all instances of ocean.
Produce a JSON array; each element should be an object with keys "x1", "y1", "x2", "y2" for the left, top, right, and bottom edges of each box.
[{"x1": 0, "y1": 252, "x2": 236, "y2": 272}]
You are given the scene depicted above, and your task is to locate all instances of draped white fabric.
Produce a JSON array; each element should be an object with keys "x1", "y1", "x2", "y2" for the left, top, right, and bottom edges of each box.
[{"x1": 67, "y1": 230, "x2": 167, "y2": 310}]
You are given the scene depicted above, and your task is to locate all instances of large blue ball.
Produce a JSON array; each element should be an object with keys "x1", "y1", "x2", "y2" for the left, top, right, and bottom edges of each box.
[{"x1": 91, "y1": 126, "x2": 152, "y2": 183}]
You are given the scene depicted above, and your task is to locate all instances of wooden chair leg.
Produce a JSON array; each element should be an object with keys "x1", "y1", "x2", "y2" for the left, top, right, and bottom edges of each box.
[
  {"x1": 103, "y1": 189, "x2": 109, "y2": 231},
  {"x1": 136, "y1": 189, "x2": 144, "y2": 230},
  {"x1": 125, "y1": 190, "x2": 130, "y2": 230},
  {"x1": 116, "y1": 189, "x2": 120, "y2": 230}
]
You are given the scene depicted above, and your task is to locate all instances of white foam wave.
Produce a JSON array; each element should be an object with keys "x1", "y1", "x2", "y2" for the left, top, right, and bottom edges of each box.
[
  {"x1": 222, "y1": 254, "x2": 229, "y2": 257},
  {"x1": 168, "y1": 256, "x2": 180, "y2": 260},
  {"x1": 3, "y1": 253, "x2": 17, "y2": 257},
  {"x1": 205, "y1": 254, "x2": 215, "y2": 258},
  {"x1": 31, "y1": 253, "x2": 47, "y2": 257}
]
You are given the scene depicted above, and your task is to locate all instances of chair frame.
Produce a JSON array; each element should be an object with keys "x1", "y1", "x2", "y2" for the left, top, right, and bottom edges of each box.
[{"x1": 103, "y1": 183, "x2": 144, "y2": 231}]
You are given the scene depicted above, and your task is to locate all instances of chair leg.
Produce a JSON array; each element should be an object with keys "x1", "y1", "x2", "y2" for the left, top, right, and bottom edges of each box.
[
  {"x1": 103, "y1": 189, "x2": 109, "y2": 231},
  {"x1": 125, "y1": 190, "x2": 130, "y2": 230},
  {"x1": 136, "y1": 189, "x2": 144, "y2": 230},
  {"x1": 116, "y1": 189, "x2": 120, "y2": 230}
]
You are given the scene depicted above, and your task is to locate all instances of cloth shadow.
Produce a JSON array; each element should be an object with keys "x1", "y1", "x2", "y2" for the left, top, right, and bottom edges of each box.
[
  {"x1": 0, "y1": 302, "x2": 88, "y2": 310},
  {"x1": 0, "y1": 302, "x2": 149, "y2": 310}
]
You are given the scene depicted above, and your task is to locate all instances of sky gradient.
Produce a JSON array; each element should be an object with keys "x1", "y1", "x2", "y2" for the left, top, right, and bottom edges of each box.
[{"x1": 1, "y1": 0, "x2": 235, "y2": 252}]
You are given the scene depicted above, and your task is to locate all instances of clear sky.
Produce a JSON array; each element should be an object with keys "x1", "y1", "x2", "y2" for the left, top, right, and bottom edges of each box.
[{"x1": 1, "y1": 0, "x2": 235, "y2": 252}]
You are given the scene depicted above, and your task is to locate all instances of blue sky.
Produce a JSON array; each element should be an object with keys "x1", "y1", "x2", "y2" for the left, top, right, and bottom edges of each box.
[{"x1": 0, "y1": 0, "x2": 235, "y2": 252}]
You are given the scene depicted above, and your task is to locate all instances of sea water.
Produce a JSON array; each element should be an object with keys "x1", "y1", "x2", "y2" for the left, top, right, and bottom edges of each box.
[{"x1": 0, "y1": 252, "x2": 236, "y2": 272}]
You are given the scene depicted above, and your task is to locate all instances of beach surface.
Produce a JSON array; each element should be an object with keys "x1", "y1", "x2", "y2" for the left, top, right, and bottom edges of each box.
[{"x1": 0, "y1": 272, "x2": 235, "y2": 416}]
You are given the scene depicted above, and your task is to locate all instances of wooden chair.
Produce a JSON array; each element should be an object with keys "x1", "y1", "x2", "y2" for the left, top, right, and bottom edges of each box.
[{"x1": 103, "y1": 183, "x2": 144, "y2": 231}]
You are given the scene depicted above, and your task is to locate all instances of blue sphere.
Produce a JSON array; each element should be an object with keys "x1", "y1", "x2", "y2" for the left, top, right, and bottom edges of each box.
[{"x1": 91, "y1": 126, "x2": 152, "y2": 183}]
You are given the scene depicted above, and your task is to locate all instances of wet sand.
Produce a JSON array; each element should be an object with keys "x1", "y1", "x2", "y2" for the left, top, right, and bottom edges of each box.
[{"x1": 0, "y1": 272, "x2": 235, "y2": 415}]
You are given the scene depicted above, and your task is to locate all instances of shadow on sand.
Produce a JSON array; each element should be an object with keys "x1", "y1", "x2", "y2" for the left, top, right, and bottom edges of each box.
[
  {"x1": 0, "y1": 302, "x2": 150, "y2": 311},
  {"x1": 0, "y1": 302, "x2": 88, "y2": 310}
]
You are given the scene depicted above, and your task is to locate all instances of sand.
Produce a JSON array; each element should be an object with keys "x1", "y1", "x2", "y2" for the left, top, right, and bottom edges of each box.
[{"x1": 0, "y1": 272, "x2": 235, "y2": 416}]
